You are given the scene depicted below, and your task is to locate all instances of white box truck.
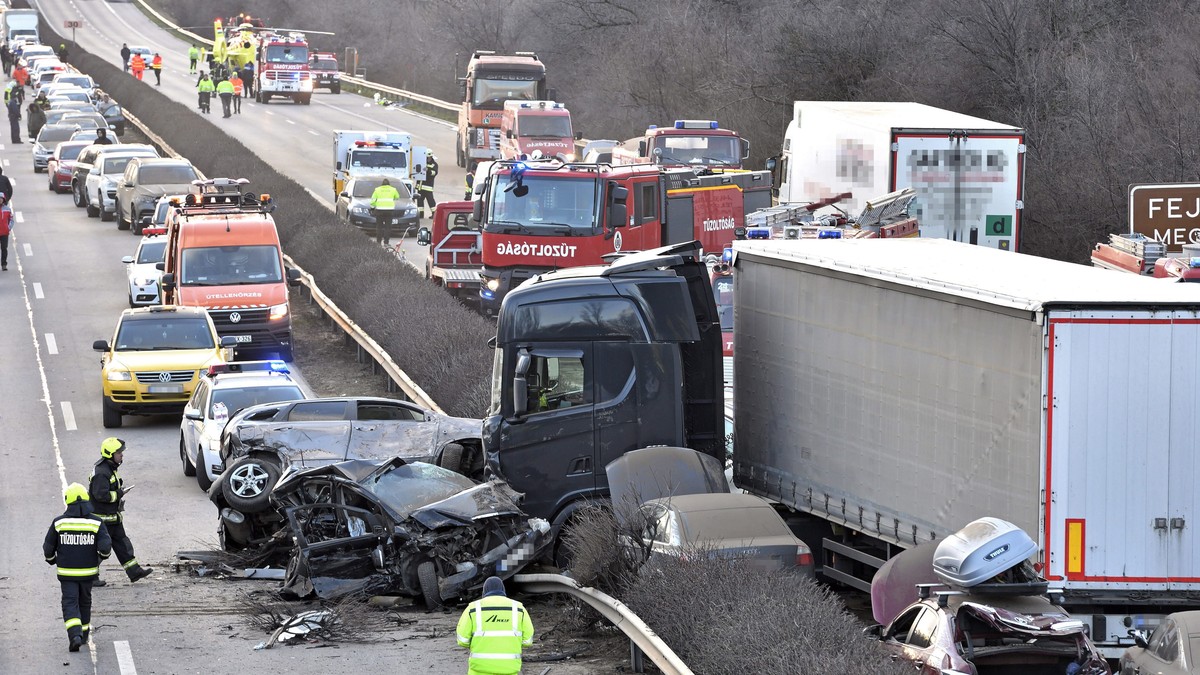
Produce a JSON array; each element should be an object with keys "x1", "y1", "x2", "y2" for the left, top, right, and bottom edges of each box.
[
  {"x1": 1, "y1": 9, "x2": 40, "y2": 46},
  {"x1": 771, "y1": 101, "x2": 1025, "y2": 251},
  {"x1": 731, "y1": 237, "x2": 1200, "y2": 657}
]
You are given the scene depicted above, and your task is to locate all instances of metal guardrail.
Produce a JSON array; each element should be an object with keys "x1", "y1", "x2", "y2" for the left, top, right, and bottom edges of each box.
[{"x1": 513, "y1": 573, "x2": 694, "y2": 675}]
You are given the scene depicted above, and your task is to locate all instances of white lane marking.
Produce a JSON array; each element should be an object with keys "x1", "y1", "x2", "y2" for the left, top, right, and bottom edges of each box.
[
  {"x1": 12, "y1": 231, "x2": 70, "y2": 497},
  {"x1": 114, "y1": 640, "x2": 138, "y2": 674},
  {"x1": 2, "y1": 157, "x2": 8, "y2": 165},
  {"x1": 285, "y1": 118, "x2": 296, "y2": 125},
  {"x1": 23, "y1": 242, "x2": 32, "y2": 256},
  {"x1": 32, "y1": 282, "x2": 44, "y2": 299},
  {"x1": 45, "y1": 332, "x2": 57, "y2": 355},
  {"x1": 307, "y1": 129, "x2": 320, "y2": 136},
  {"x1": 61, "y1": 402, "x2": 77, "y2": 431},
  {"x1": 263, "y1": 110, "x2": 275, "y2": 116},
  {"x1": 14, "y1": 211, "x2": 23, "y2": 223}
]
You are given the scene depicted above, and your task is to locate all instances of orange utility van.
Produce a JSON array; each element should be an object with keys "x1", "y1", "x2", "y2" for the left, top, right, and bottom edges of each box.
[{"x1": 159, "y1": 178, "x2": 301, "y2": 361}]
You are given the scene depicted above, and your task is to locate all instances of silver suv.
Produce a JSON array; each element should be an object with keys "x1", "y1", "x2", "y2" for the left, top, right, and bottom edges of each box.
[{"x1": 114, "y1": 157, "x2": 199, "y2": 232}]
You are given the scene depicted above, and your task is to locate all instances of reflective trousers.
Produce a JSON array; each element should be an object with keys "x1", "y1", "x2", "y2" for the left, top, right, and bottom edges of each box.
[{"x1": 60, "y1": 579, "x2": 93, "y2": 639}]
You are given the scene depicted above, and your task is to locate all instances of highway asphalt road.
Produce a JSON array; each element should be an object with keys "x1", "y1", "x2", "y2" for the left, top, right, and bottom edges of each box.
[{"x1": 34, "y1": 0, "x2": 466, "y2": 269}]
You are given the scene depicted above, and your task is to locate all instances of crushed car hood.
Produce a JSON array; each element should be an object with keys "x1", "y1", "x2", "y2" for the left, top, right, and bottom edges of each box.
[
  {"x1": 409, "y1": 480, "x2": 525, "y2": 529},
  {"x1": 230, "y1": 413, "x2": 480, "y2": 466},
  {"x1": 952, "y1": 596, "x2": 1085, "y2": 635}
]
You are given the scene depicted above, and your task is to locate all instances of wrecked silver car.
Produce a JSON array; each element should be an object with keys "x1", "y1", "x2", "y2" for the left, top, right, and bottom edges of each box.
[
  {"x1": 213, "y1": 457, "x2": 549, "y2": 606},
  {"x1": 215, "y1": 397, "x2": 482, "y2": 515}
]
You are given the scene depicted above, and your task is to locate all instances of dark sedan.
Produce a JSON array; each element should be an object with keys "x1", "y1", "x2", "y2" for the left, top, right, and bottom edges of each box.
[
  {"x1": 335, "y1": 174, "x2": 418, "y2": 235},
  {"x1": 215, "y1": 457, "x2": 550, "y2": 607}
]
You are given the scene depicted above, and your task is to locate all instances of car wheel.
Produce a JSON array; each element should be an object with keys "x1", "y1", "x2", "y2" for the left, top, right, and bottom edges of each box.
[
  {"x1": 47, "y1": 175, "x2": 55, "y2": 191},
  {"x1": 128, "y1": 293, "x2": 135, "y2": 308},
  {"x1": 133, "y1": 213, "x2": 144, "y2": 235},
  {"x1": 222, "y1": 456, "x2": 281, "y2": 513},
  {"x1": 73, "y1": 182, "x2": 85, "y2": 207},
  {"x1": 196, "y1": 452, "x2": 213, "y2": 492},
  {"x1": 437, "y1": 443, "x2": 464, "y2": 475},
  {"x1": 97, "y1": 204, "x2": 110, "y2": 220},
  {"x1": 331, "y1": 84, "x2": 340, "y2": 95},
  {"x1": 116, "y1": 207, "x2": 130, "y2": 230},
  {"x1": 417, "y1": 561, "x2": 442, "y2": 609},
  {"x1": 180, "y1": 435, "x2": 196, "y2": 477},
  {"x1": 87, "y1": 193, "x2": 100, "y2": 218},
  {"x1": 101, "y1": 396, "x2": 121, "y2": 429}
]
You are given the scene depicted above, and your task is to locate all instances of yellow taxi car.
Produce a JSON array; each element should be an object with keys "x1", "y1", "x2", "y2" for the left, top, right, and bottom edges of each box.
[{"x1": 93, "y1": 305, "x2": 236, "y2": 428}]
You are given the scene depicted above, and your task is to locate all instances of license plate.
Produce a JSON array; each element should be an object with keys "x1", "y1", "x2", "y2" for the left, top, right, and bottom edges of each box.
[
  {"x1": 148, "y1": 384, "x2": 183, "y2": 393},
  {"x1": 232, "y1": 335, "x2": 253, "y2": 343}
]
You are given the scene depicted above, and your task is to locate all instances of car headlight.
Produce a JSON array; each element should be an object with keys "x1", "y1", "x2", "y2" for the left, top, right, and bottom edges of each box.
[
  {"x1": 486, "y1": 278, "x2": 500, "y2": 291},
  {"x1": 352, "y1": 205, "x2": 369, "y2": 215},
  {"x1": 106, "y1": 370, "x2": 132, "y2": 381},
  {"x1": 133, "y1": 276, "x2": 157, "y2": 286},
  {"x1": 269, "y1": 302, "x2": 288, "y2": 320}
]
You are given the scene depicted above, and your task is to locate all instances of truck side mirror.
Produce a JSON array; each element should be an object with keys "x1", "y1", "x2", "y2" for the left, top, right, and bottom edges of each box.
[
  {"x1": 511, "y1": 350, "x2": 531, "y2": 419},
  {"x1": 765, "y1": 156, "x2": 777, "y2": 171},
  {"x1": 505, "y1": 129, "x2": 513, "y2": 139},
  {"x1": 575, "y1": 131, "x2": 583, "y2": 140},
  {"x1": 459, "y1": 81, "x2": 467, "y2": 99},
  {"x1": 286, "y1": 267, "x2": 302, "y2": 287},
  {"x1": 547, "y1": 87, "x2": 557, "y2": 100},
  {"x1": 741, "y1": 139, "x2": 751, "y2": 160},
  {"x1": 472, "y1": 199, "x2": 483, "y2": 223},
  {"x1": 161, "y1": 272, "x2": 175, "y2": 289},
  {"x1": 606, "y1": 184, "x2": 629, "y2": 235},
  {"x1": 416, "y1": 227, "x2": 431, "y2": 246},
  {"x1": 638, "y1": 140, "x2": 647, "y2": 157},
  {"x1": 336, "y1": 160, "x2": 342, "y2": 171}
]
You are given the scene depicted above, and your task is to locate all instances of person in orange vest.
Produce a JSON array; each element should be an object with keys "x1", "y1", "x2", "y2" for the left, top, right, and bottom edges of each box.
[
  {"x1": 130, "y1": 53, "x2": 145, "y2": 81},
  {"x1": 12, "y1": 63, "x2": 28, "y2": 89},
  {"x1": 149, "y1": 53, "x2": 163, "y2": 86},
  {"x1": 228, "y1": 72, "x2": 243, "y2": 114}
]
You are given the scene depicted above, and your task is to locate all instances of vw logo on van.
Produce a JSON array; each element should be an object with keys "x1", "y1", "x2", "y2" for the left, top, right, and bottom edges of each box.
[
  {"x1": 229, "y1": 312, "x2": 242, "y2": 323},
  {"x1": 158, "y1": 372, "x2": 171, "y2": 383}
]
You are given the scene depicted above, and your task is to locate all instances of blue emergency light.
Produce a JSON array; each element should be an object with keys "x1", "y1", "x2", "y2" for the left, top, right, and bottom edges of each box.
[
  {"x1": 480, "y1": 289, "x2": 496, "y2": 300},
  {"x1": 817, "y1": 229, "x2": 843, "y2": 239},
  {"x1": 1191, "y1": 258, "x2": 1200, "y2": 268},
  {"x1": 207, "y1": 360, "x2": 290, "y2": 377},
  {"x1": 721, "y1": 247, "x2": 733, "y2": 263},
  {"x1": 747, "y1": 227, "x2": 772, "y2": 240},
  {"x1": 674, "y1": 120, "x2": 720, "y2": 130}
]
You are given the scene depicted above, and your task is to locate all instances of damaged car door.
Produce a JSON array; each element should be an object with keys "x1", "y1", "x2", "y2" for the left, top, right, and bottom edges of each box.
[
  {"x1": 282, "y1": 498, "x2": 396, "y2": 598},
  {"x1": 276, "y1": 400, "x2": 355, "y2": 465},
  {"x1": 345, "y1": 399, "x2": 436, "y2": 462}
]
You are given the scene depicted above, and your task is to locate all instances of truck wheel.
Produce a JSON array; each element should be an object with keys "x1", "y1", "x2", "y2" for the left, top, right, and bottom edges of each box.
[
  {"x1": 300, "y1": 94, "x2": 311, "y2": 105},
  {"x1": 417, "y1": 561, "x2": 442, "y2": 609},
  {"x1": 101, "y1": 396, "x2": 121, "y2": 429},
  {"x1": 331, "y1": 84, "x2": 340, "y2": 95},
  {"x1": 222, "y1": 456, "x2": 281, "y2": 513},
  {"x1": 196, "y1": 453, "x2": 213, "y2": 492},
  {"x1": 455, "y1": 140, "x2": 464, "y2": 168},
  {"x1": 437, "y1": 443, "x2": 464, "y2": 474},
  {"x1": 254, "y1": 90, "x2": 261, "y2": 103},
  {"x1": 180, "y1": 436, "x2": 196, "y2": 477},
  {"x1": 261, "y1": 93, "x2": 271, "y2": 104}
]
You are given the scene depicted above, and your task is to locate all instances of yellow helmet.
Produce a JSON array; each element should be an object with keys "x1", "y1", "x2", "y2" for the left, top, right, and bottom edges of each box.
[
  {"x1": 64, "y1": 483, "x2": 90, "y2": 505},
  {"x1": 100, "y1": 437, "x2": 126, "y2": 459}
]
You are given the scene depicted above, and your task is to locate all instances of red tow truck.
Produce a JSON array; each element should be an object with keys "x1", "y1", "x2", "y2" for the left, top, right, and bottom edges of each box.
[
  {"x1": 473, "y1": 159, "x2": 772, "y2": 315},
  {"x1": 611, "y1": 120, "x2": 750, "y2": 170},
  {"x1": 416, "y1": 202, "x2": 483, "y2": 300}
]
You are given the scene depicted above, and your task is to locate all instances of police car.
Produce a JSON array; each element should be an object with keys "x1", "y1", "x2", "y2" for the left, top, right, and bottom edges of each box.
[
  {"x1": 180, "y1": 360, "x2": 307, "y2": 491},
  {"x1": 121, "y1": 227, "x2": 167, "y2": 306}
]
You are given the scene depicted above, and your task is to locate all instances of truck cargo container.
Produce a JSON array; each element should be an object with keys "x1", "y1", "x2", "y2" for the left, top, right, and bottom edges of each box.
[
  {"x1": 731, "y1": 237, "x2": 1200, "y2": 657},
  {"x1": 769, "y1": 102, "x2": 1025, "y2": 251}
]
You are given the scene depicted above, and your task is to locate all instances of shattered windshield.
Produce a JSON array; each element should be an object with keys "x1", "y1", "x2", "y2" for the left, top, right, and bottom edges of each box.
[
  {"x1": 487, "y1": 175, "x2": 600, "y2": 234},
  {"x1": 364, "y1": 463, "x2": 477, "y2": 519}
]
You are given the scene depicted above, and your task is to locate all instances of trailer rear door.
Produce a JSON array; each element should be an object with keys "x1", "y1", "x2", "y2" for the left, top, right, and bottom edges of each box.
[{"x1": 1046, "y1": 310, "x2": 1200, "y2": 591}]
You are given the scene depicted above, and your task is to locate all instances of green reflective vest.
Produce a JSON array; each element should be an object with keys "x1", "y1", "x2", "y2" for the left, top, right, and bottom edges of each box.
[
  {"x1": 369, "y1": 184, "x2": 401, "y2": 210},
  {"x1": 197, "y1": 79, "x2": 215, "y2": 93},
  {"x1": 456, "y1": 597, "x2": 533, "y2": 675},
  {"x1": 188, "y1": 47, "x2": 199, "y2": 60},
  {"x1": 216, "y1": 80, "x2": 234, "y2": 95}
]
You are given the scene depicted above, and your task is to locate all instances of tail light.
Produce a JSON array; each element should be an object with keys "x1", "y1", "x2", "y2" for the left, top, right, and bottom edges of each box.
[{"x1": 796, "y1": 547, "x2": 814, "y2": 567}]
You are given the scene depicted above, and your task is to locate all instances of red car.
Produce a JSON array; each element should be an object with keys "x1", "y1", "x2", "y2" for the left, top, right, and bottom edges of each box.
[{"x1": 48, "y1": 140, "x2": 92, "y2": 193}]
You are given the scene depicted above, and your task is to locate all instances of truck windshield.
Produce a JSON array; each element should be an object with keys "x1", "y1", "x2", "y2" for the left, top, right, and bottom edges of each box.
[
  {"x1": 265, "y1": 45, "x2": 307, "y2": 62},
  {"x1": 473, "y1": 78, "x2": 539, "y2": 107},
  {"x1": 350, "y1": 150, "x2": 407, "y2": 170},
  {"x1": 180, "y1": 245, "x2": 283, "y2": 286},
  {"x1": 487, "y1": 175, "x2": 600, "y2": 234},
  {"x1": 653, "y1": 135, "x2": 741, "y2": 166},
  {"x1": 520, "y1": 115, "x2": 572, "y2": 138}
]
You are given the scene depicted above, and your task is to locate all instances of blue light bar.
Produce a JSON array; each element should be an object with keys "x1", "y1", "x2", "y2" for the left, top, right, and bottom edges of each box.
[
  {"x1": 710, "y1": 121, "x2": 718, "y2": 129},
  {"x1": 721, "y1": 247, "x2": 733, "y2": 263},
  {"x1": 674, "y1": 120, "x2": 684, "y2": 129},
  {"x1": 747, "y1": 227, "x2": 772, "y2": 240},
  {"x1": 648, "y1": 125, "x2": 657, "y2": 130},
  {"x1": 1190, "y1": 257, "x2": 1200, "y2": 268},
  {"x1": 817, "y1": 229, "x2": 843, "y2": 239},
  {"x1": 268, "y1": 360, "x2": 288, "y2": 371}
]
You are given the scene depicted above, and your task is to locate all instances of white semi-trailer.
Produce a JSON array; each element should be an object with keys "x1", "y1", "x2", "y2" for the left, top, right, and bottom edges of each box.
[
  {"x1": 732, "y1": 237, "x2": 1200, "y2": 657},
  {"x1": 770, "y1": 102, "x2": 1025, "y2": 251}
]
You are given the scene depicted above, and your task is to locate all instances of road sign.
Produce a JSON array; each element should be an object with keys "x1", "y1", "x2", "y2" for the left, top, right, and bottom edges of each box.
[
  {"x1": 63, "y1": 20, "x2": 82, "y2": 29},
  {"x1": 1129, "y1": 183, "x2": 1200, "y2": 252}
]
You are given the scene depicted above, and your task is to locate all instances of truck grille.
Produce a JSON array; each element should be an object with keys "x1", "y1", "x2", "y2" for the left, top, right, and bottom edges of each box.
[
  {"x1": 134, "y1": 370, "x2": 195, "y2": 384},
  {"x1": 209, "y1": 308, "x2": 270, "y2": 326}
]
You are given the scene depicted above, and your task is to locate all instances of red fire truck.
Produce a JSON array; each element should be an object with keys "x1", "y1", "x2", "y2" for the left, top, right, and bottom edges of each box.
[
  {"x1": 611, "y1": 120, "x2": 750, "y2": 170},
  {"x1": 456, "y1": 51, "x2": 549, "y2": 171},
  {"x1": 416, "y1": 201, "x2": 483, "y2": 300},
  {"x1": 254, "y1": 30, "x2": 313, "y2": 105},
  {"x1": 473, "y1": 159, "x2": 772, "y2": 315}
]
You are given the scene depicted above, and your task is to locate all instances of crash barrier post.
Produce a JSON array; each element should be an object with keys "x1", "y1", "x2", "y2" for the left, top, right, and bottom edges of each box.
[
  {"x1": 512, "y1": 573, "x2": 694, "y2": 675},
  {"x1": 282, "y1": 255, "x2": 444, "y2": 413}
]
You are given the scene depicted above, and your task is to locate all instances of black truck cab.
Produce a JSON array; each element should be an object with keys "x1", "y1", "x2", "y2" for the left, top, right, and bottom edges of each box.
[{"x1": 484, "y1": 241, "x2": 725, "y2": 541}]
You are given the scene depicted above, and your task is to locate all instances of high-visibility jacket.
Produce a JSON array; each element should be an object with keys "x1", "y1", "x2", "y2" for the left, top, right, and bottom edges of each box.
[
  {"x1": 150, "y1": 55, "x2": 163, "y2": 71},
  {"x1": 216, "y1": 79, "x2": 234, "y2": 95},
  {"x1": 130, "y1": 55, "x2": 145, "y2": 72},
  {"x1": 456, "y1": 596, "x2": 533, "y2": 675},
  {"x1": 369, "y1": 184, "x2": 401, "y2": 210},
  {"x1": 230, "y1": 76, "x2": 244, "y2": 96},
  {"x1": 88, "y1": 458, "x2": 125, "y2": 524},
  {"x1": 197, "y1": 79, "x2": 215, "y2": 93},
  {"x1": 188, "y1": 46, "x2": 199, "y2": 61},
  {"x1": 43, "y1": 502, "x2": 112, "y2": 581}
]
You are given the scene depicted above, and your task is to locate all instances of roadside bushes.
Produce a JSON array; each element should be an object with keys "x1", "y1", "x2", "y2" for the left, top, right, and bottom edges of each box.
[{"x1": 60, "y1": 46, "x2": 494, "y2": 418}]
